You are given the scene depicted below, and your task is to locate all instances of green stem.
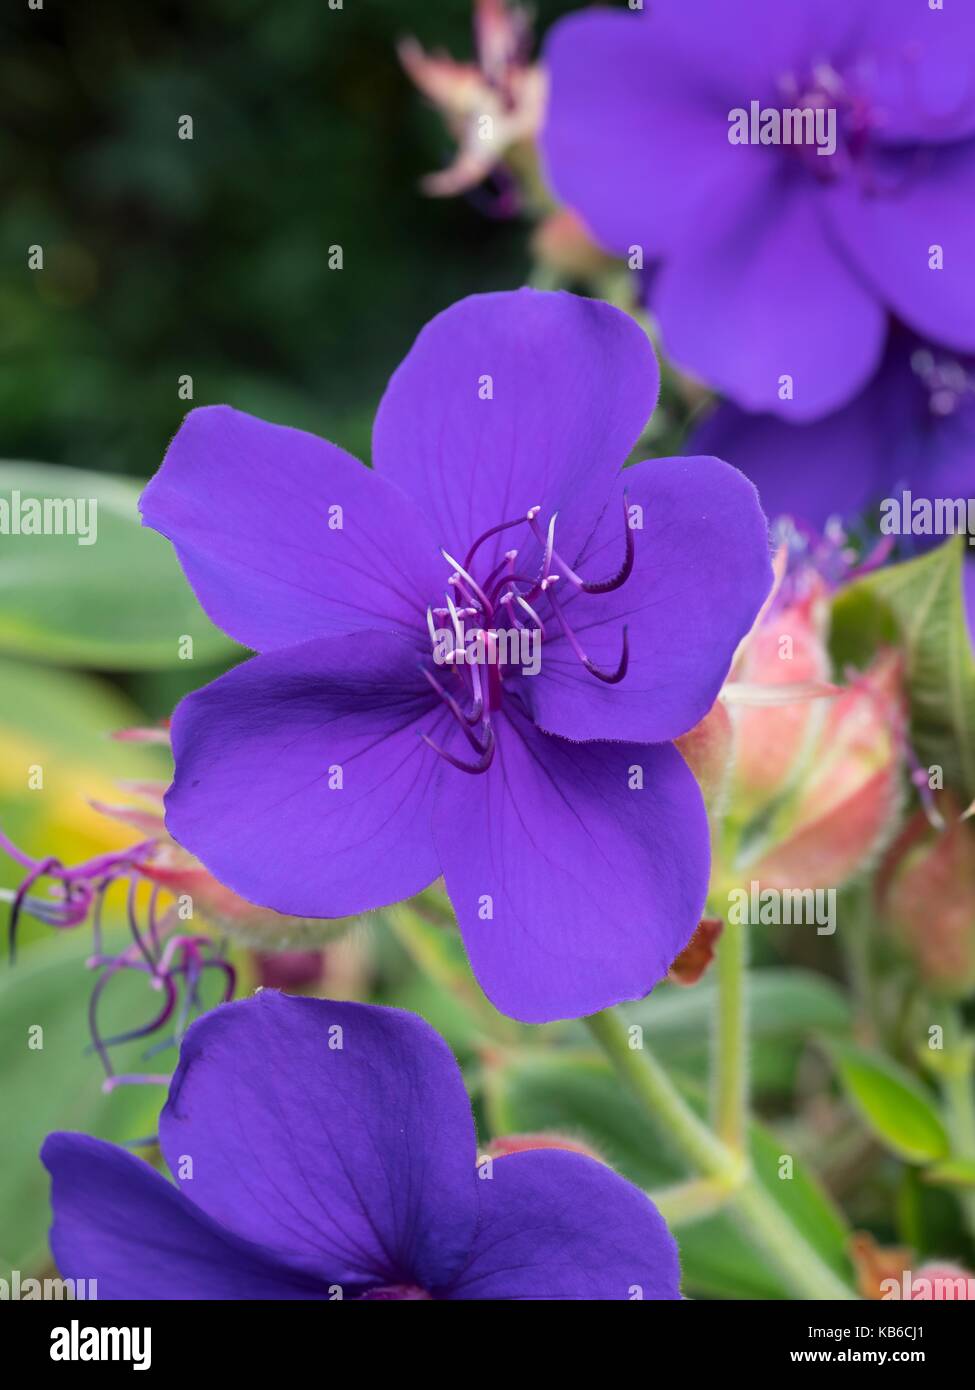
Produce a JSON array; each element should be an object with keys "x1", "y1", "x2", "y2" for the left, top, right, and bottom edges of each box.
[
  {"x1": 730, "y1": 1181, "x2": 856, "y2": 1301},
  {"x1": 939, "y1": 1027, "x2": 975, "y2": 1242},
  {"x1": 713, "y1": 916, "x2": 747, "y2": 1151},
  {"x1": 586, "y1": 1007, "x2": 855, "y2": 1300},
  {"x1": 380, "y1": 903, "x2": 519, "y2": 1043},
  {"x1": 584, "y1": 1009, "x2": 732, "y2": 1180}
]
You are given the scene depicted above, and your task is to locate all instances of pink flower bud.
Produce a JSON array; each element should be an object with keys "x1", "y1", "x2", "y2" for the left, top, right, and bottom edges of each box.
[
  {"x1": 486, "y1": 1132, "x2": 604, "y2": 1163},
  {"x1": 675, "y1": 700, "x2": 733, "y2": 813},
  {"x1": 731, "y1": 580, "x2": 833, "y2": 806},
  {"x1": 877, "y1": 798, "x2": 975, "y2": 996},
  {"x1": 747, "y1": 651, "x2": 906, "y2": 891}
]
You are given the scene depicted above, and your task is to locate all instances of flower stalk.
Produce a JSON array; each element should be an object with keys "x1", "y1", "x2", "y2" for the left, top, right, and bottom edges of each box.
[{"x1": 585, "y1": 1005, "x2": 856, "y2": 1300}]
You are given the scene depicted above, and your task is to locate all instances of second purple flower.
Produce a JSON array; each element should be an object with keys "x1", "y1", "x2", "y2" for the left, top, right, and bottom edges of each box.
[{"x1": 141, "y1": 289, "x2": 772, "y2": 1022}]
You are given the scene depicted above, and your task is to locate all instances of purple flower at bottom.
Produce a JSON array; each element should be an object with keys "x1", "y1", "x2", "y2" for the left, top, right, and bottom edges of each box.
[
  {"x1": 140, "y1": 289, "x2": 772, "y2": 1022},
  {"x1": 542, "y1": 1, "x2": 975, "y2": 421},
  {"x1": 43, "y1": 991, "x2": 680, "y2": 1300}
]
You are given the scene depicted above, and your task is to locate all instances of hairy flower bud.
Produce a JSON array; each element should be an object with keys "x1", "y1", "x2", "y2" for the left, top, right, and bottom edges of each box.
[
  {"x1": 877, "y1": 799, "x2": 975, "y2": 997},
  {"x1": 747, "y1": 651, "x2": 906, "y2": 891}
]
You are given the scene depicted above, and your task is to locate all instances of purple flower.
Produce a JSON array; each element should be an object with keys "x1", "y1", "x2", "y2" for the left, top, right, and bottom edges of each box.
[
  {"x1": 688, "y1": 326, "x2": 975, "y2": 654},
  {"x1": 689, "y1": 329, "x2": 975, "y2": 530},
  {"x1": 542, "y1": 2, "x2": 975, "y2": 421},
  {"x1": 140, "y1": 289, "x2": 772, "y2": 1022},
  {"x1": 43, "y1": 991, "x2": 681, "y2": 1300}
]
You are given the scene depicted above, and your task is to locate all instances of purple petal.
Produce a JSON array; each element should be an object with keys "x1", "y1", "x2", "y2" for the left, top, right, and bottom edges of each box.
[
  {"x1": 860, "y1": 1, "x2": 975, "y2": 145},
  {"x1": 654, "y1": 174, "x2": 886, "y2": 420},
  {"x1": 42, "y1": 1133, "x2": 332, "y2": 1299},
  {"x1": 140, "y1": 406, "x2": 444, "y2": 652},
  {"x1": 159, "y1": 993, "x2": 479, "y2": 1290},
  {"x1": 165, "y1": 630, "x2": 446, "y2": 917},
  {"x1": 965, "y1": 559, "x2": 975, "y2": 652},
  {"x1": 541, "y1": 9, "x2": 770, "y2": 257},
  {"x1": 824, "y1": 144, "x2": 975, "y2": 357},
  {"x1": 523, "y1": 456, "x2": 773, "y2": 744},
  {"x1": 443, "y1": 1149, "x2": 680, "y2": 1300},
  {"x1": 435, "y1": 705, "x2": 709, "y2": 1023},
  {"x1": 689, "y1": 333, "x2": 975, "y2": 529},
  {"x1": 372, "y1": 289, "x2": 659, "y2": 570}
]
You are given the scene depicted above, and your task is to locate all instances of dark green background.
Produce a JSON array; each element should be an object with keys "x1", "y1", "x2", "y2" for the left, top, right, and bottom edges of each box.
[{"x1": 3, "y1": 0, "x2": 577, "y2": 477}]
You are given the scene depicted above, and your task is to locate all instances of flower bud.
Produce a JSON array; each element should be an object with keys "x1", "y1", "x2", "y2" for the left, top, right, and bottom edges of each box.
[
  {"x1": 746, "y1": 651, "x2": 906, "y2": 891},
  {"x1": 730, "y1": 579, "x2": 833, "y2": 808},
  {"x1": 675, "y1": 700, "x2": 733, "y2": 814},
  {"x1": 485, "y1": 1132, "x2": 604, "y2": 1163},
  {"x1": 877, "y1": 799, "x2": 975, "y2": 997}
]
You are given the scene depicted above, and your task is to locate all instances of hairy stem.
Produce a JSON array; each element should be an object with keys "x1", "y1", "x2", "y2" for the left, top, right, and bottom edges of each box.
[
  {"x1": 586, "y1": 1007, "x2": 855, "y2": 1300},
  {"x1": 713, "y1": 916, "x2": 748, "y2": 1151}
]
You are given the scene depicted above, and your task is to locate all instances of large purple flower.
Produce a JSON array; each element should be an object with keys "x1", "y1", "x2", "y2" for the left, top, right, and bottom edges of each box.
[
  {"x1": 141, "y1": 289, "x2": 772, "y2": 1022},
  {"x1": 43, "y1": 991, "x2": 680, "y2": 1300},
  {"x1": 542, "y1": 2, "x2": 975, "y2": 421}
]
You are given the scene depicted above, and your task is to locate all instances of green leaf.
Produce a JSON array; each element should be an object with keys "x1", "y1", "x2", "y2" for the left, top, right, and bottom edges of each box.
[
  {"x1": 923, "y1": 1158, "x2": 975, "y2": 1190},
  {"x1": 822, "y1": 1039, "x2": 950, "y2": 1164},
  {"x1": 483, "y1": 1049, "x2": 851, "y2": 1301},
  {"x1": 832, "y1": 538, "x2": 975, "y2": 799},
  {"x1": 0, "y1": 462, "x2": 237, "y2": 668},
  {"x1": 0, "y1": 936, "x2": 164, "y2": 1273}
]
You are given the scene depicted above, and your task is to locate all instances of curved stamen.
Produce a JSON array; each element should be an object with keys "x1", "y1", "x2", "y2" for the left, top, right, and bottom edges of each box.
[
  {"x1": 585, "y1": 624, "x2": 630, "y2": 684},
  {"x1": 578, "y1": 493, "x2": 635, "y2": 594},
  {"x1": 441, "y1": 549, "x2": 492, "y2": 615},
  {"x1": 480, "y1": 548, "x2": 518, "y2": 598},
  {"x1": 420, "y1": 722, "x2": 495, "y2": 775},
  {"x1": 422, "y1": 669, "x2": 493, "y2": 748},
  {"x1": 547, "y1": 585, "x2": 630, "y2": 684},
  {"x1": 463, "y1": 513, "x2": 531, "y2": 571},
  {"x1": 514, "y1": 593, "x2": 546, "y2": 635},
  {"x1": 445, "y1": 592, "x2": 467, "y2": 654},
  {"x1": 7, "y1": 856, "x2": 61, "y2": 964}
]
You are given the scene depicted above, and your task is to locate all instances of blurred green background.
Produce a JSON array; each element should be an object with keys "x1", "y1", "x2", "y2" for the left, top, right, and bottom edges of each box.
[{"x1": 2, "y1": 0, "x2": 576, "y2": 479}]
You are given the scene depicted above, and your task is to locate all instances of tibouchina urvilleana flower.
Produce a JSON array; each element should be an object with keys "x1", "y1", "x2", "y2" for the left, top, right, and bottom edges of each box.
[
  {"x1": 542, "y1": 2, "x2": 975, "y2": 421},
  {"x1": 690, "y1": 329, "x2": 975, "y2": 533},
  {"x1": 689, "y1": 328, "x2": 975, "y2": 653},
  {"x1": 43, "y1": 991, "x2": 681, "y2": 1300},
  {"x1": 141, "y1": 289, "x2": 772, "y2": 1023}
]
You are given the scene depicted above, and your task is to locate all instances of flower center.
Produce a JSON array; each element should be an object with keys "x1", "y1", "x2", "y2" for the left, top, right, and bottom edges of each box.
[
  {"x1": 774, "y1": 64, "x2": 876, "y2": 179},
  {"x1": 910, "y1": 347, "x2": 975, "y2": 418},
  {"x1": 419, "y1": 499, "x2": 634, "y2": 774}
]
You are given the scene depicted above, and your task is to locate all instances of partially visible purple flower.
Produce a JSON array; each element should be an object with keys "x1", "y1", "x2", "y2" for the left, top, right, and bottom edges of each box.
[
  {"x1": 43, "y1": 991, "x2": 681, "y2": 1300},
  {"x1": 0, "y1": 823, "x2": 235, "y2": 1091},
  {"x1": 139, "y1": 289, "x2": 773, "y2": 1023},
  {"x1": 689, "y1": 329, "x2": 975, "y2": 531},
  {"x1": 542, "y1": 2, "x2": 975, "y2": 420}
]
